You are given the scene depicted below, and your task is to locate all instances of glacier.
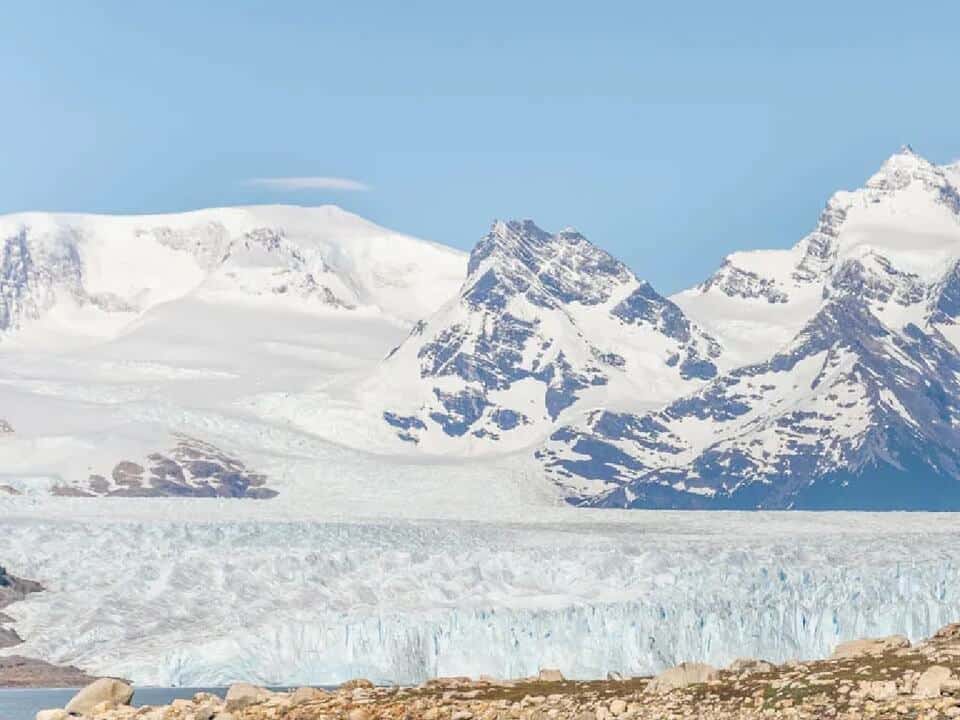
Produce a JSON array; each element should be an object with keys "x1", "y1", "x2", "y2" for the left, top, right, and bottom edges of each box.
[
  {"x1": 1, "y1": 505, "x2": 959, "y2": 686},
  {"x1": 3, "y1": 154, "x2": 960, "y2": 688}
]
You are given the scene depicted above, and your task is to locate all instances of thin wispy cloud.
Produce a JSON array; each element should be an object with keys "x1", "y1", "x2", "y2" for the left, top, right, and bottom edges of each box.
[{"x1": 246, "y1": 176, "x2": 371, "y2": 192}]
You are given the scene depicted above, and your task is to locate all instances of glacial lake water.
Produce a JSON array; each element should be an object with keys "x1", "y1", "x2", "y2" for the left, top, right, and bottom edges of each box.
[{"x1": 0, "y1": 687, "x2": 287, "y2": 720}]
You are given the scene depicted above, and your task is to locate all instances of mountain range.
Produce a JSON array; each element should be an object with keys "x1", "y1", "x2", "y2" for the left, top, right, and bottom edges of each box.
[{"x1": 2, "y1": 147, "x2": 960, "y2": 508}]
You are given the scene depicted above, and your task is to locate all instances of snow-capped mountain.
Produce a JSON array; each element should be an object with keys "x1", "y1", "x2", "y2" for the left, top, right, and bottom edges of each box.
[
  {"x1": 0, "y1": 205, "x2": 467, "y2": 498},
  {"x1": 3, "y1": 147, "x2": 960, "y2": 509},
  {"x1": 368, "y1": 219, "x2": 721, "y2": 454},
  {"x1": 0, "y1": 205, "x2": 466, "y2": 343},
  {"x1": 544, "y1": 146, "x2": 960, "y2": 508}
]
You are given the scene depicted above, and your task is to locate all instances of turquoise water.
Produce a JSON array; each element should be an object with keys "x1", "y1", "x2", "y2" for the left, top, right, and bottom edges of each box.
[{"x1": 0, "y1": 687, "x2": 231, "y2": 720}]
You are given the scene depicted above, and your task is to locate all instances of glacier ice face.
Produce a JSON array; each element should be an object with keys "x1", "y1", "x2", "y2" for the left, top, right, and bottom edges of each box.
[{"x1": 1, "y1": 512, "x2": 959, "y2": 686}]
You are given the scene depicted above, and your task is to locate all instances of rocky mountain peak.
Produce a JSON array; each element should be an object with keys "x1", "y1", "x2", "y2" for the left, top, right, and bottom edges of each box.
[
  {"x1": 865, "y1": 144, "x2": 949, "y2": 195},
  {"x1": 465, "y1": 219, "x2": 634, "y2": 310},
  {"x1": 377, "y1": 220, "x2": 722, "y2": 449}
]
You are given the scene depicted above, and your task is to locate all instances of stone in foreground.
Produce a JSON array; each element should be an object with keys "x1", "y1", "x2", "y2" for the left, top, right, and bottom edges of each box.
[
  {"x1": 36, "y1": 620, "x2": 960, "y2": 720},
  {"x1": 64, "y1": 678, "x2": 134, "y2": 715},
  {"x1": 831, "y1": 633, "x2": 910, "y2": 658},
  {"x1": 645, "y1": 661, "x2": 718, "y2": 693},
  {"x1": 35, "y1": 710, "x2": 69, "y2": 720},
  {"x1": 225, "y1": 683, "x2": 272, "y2": 711}
]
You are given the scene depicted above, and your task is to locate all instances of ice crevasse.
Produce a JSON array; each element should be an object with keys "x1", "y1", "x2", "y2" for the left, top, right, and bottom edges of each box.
[{"x1": 0, "y1": 516, "x2": 957, "y2": 686}]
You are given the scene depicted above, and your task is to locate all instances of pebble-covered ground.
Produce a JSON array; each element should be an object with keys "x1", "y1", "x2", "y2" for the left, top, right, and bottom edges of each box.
[{"x1": 34, "y1": 622, "x2": 960, "y2": 720}]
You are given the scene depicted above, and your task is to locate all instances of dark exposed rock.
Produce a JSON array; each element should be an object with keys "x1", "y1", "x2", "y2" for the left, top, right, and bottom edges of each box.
[
  {"x1": 87, "y1": 475, "x2": 110, "y2": 494},
  {"x1": 699, "y1": 260, "x2": 789, "y2": 303},
  {"x1": 111, "y1": 461, "x2": 144, "y2": 486},
  {"x1": 0, "y1": 565, "x2": 42, "y2": 650},
  {"x1": 0, "y1": 655, "x2": 97, "y2": 688},
  {"x1": 61, "y1": 435, "x2": 278, "y2": 499}
]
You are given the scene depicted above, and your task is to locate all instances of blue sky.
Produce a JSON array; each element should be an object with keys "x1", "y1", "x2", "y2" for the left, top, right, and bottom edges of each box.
[{"x1": 3, "y1": 1, "x2": 959, "y2": 293}]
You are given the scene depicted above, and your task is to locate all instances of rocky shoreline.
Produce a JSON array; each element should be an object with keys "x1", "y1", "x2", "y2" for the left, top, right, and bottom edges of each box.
[
  {"x1": 29, "y1": 622, "x2": 960, "y2": 720},
  {"x1": 0, "y1": 565, "x2": 97, "y2": 687}
]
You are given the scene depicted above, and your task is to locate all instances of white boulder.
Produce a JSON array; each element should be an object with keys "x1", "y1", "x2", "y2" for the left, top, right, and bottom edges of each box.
[{"x1": 64, "y1": 678, "x2": 134, "y2": 716}]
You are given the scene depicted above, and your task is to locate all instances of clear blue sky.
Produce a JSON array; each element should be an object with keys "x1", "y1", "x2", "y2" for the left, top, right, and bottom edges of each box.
[{"x1": 3, "y1": 1, "x2": 959, "y2": 293}]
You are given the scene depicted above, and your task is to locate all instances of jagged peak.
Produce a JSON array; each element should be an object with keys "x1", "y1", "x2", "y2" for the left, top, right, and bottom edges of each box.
[
  {"x1": 866, "y1": 144, "x2": 942, "y2": 191},
  {"x1": 488, "y1": 218, "x2": 549, "y2": 241},
  {"x1": 881, "y1": 143, "x2": 928, "y2": 166},
  {"x1": 462, "y1": 219, "x2": 638, "y2": 311}
]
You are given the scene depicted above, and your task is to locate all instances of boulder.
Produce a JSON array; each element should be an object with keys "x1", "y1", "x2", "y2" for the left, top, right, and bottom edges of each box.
[
  {"x1": 193, "y1": 702, "x2": 219, "y2": 720},
  {"x1": 931, "y1": 623, "x2": 960, "y2": 643},
  {"x1": 224, "y1": 683, "x2": 270, "y2": 711},
  {"x1": 832, "y1": 635, "x2": 910, "y2": 659},
  {"x1": 538, "y1": 668, "x2": 565, "y2": 682},
  {"x1": 916, "y1": 665, "x2": 953, "y2": 698},
  {"x1": 289, "y1": 686, "x2": 328, "y2": 706},
  {"x1": 728, "y1": 657, "x2": 774, "y2": 674},
  {"x1": 64, "y1": 678, "x2": 134, "y2": 715},
  {"x1": 340, "y1": 677, "x2": 374, "y2": 690},
  {"x1": 193, "y1": 692, "x2": 222, "y2": 705},
  {"x1": 859, "y1": 680, "x2": 898, "y2": 701},
  {"x1": 36, "y1": 711, "x2": 69, "y2": 720},
  {"x1": 646, "y1": 662, "x2": 718, "y2": 694},
  {"x1": 606, "y1": 671, "x2": 624, "y2": 682}
]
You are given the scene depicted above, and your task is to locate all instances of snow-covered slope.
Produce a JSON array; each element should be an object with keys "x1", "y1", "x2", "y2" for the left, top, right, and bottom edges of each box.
[
  {"x1": 0, "y1": 205, "x2": 470, "y2": 498},
  {"x1": 0, "y1": 205, "x2": 466, "y2": 345},
  {"x1": 545, "y1": 147, "x2": 960, "y2": 508}
]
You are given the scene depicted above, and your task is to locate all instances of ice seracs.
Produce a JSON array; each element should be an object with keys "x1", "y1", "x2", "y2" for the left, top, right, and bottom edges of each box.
[{"x1": 4, "y1": 512, "x2": 960, "y2": 686}]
